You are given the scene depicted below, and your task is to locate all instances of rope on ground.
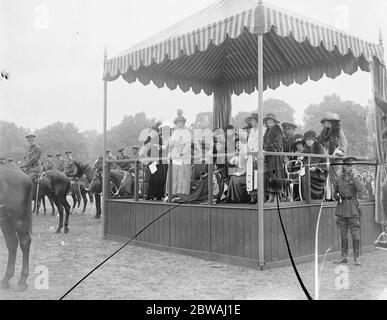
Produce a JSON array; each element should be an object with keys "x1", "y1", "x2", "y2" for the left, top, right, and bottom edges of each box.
[
  {"x1": 59, "y1": 198, "x2": 189, "y2": 300},
  {"x1": 275, "y1": 192, "x2": 313, "y2": 300}
]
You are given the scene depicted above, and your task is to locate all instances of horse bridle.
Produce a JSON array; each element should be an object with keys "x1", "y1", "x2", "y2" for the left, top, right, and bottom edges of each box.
[{"x1": 112, "y1": 171, "x2": 129, "y2": 196}]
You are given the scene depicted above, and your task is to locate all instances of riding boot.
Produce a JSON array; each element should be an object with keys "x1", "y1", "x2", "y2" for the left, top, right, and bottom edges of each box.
[
  {"x1": 333, "y1": 238, "x2": 348, "y2": 264},
  {"x1": 353, "y1": 239, "x2": 361, "y2": 266}
]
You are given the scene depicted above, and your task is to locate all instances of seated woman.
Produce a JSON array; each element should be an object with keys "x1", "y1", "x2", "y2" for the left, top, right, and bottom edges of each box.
[
  {"x1": 226, "y1": 131, "x2": 249, "y2": 203},
  {"x1": 302, "y1": 130, "x2": 328, "y2": 200}
]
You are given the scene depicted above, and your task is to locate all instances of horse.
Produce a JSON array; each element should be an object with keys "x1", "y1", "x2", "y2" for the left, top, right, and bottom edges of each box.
[
  {"x1": 0, "y1": 165, "x2": 32, "y2": 291},
  {"x1": 69, "y1": 162, "x2": 95, "y2": 214},
  {"x1": 32, "y1": 179, "x2": 56, "y2": 216},
  {"x1": 87, "y1": 169, "x2": 134, "y2": 200},
  {"x1": 38, "y1": 170, "x2": 71, "y2": 233}
]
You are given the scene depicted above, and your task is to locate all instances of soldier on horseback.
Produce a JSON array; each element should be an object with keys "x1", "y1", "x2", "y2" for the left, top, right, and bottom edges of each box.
[
  {"x1": 64, "y1": 151, "x2": 78, "y2": 177},
  {"x1": 55, "y1": 153, "x2": 66, "y2": 172},
  {"x1": 20, "y1": 134, "x2": 42, "y2": 182},
  {"x1": 117, "y1": 147, "x2": 132, "y2": 171},
  {"x1": 43, "y1": 154, "x2": 55, "y2": 171}
]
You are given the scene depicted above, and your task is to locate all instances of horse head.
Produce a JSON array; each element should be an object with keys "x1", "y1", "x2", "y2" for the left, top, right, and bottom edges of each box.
[{"x1": 86, "y1": 171, "x2": 102, "y2": 194}]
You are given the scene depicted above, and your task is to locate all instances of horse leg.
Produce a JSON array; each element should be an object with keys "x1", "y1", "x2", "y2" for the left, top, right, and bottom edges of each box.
[
  {"x1": 54, "y1": 197, "x2": 64, "y2": 233},
  {"x1": 94, "y1": 193, "x2": 101, "y2": 219},
  {"x1": 71, "y1": 193, "x2": 76, "y2": 211},
  {"x1": 0, "y1": 213, "x2": 18, "y2": 289},
  {"x1": 42, "y1": 196, "x2": 47, "y2": 215},
  {"x1": 15, "y1": 220, "x2": 31, "y2": 291},
  {"x1": 81, "y1": 188, "x2": 87, "y2": 213},
  {"x1": 62, "y1": 196, "x2": 71, "y2": 234},
  {"x1": 48, "y1": 195, "x2": 56, "y2": 216},
  {"x1": 89, "y1": 192, "x2": 94, "y2": 204}
]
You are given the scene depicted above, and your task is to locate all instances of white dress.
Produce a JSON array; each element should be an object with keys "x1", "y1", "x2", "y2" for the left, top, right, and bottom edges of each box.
[
  {"x1": 166, "y1": 128, "x2": 192, "y2": 196},
  {"x1": 246, "y1": 127, "x2": 264, "y2": 192}
]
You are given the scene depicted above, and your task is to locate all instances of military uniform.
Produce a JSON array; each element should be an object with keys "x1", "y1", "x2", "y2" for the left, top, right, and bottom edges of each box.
[
  {"x1": 65, "y1": 158, "x2": 79, "y2": 177},
  {"x1": 44, "y1": 157, "x2": 55, "y2": 171},
  {"x1": 56, "y1": 156, "x2": 66, "y2": 172},
  {"x1": 117, "y1": 153, "x2": 132, "y2": 171},
  {"x1": 106, "y1": 151, "x2": 118, "y2": 170},
  {"x1": 334, "y1": 159, "x2": 363, "y2": 265},
  {"x1": 92, "y1": 157, "x2": 103, "y2": 173},
  {"x1": 24, "y1": 142, "x2": 42, "y2": 181}
]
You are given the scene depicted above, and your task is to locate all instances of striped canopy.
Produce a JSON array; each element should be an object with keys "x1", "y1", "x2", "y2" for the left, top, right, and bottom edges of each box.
[{"x1": 103, "y1": 0, "x2": 385, "y2": 96}]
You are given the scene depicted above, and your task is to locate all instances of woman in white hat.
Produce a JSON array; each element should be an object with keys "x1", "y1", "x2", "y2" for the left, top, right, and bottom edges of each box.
[{"x1": 164, "y1": 109, "x2": 191, "y2": 200}]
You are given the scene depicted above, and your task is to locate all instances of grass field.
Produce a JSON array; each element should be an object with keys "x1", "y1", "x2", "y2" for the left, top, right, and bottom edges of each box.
[{"x1": 1, "y1": 203, "x2": 387, "y2": 300}]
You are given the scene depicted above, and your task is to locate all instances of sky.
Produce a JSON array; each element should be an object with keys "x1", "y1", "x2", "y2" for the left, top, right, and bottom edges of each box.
[{"x1": 1, "y1": 0, "x2": 387, "y2": 133}]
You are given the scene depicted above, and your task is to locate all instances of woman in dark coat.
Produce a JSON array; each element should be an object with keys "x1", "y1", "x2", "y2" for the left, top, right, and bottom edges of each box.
[
  {"x1": 302, "y1": 130, "x2": 328, "y2": 200},
  {"x1": 140, "y1": 122, "x2": 167, "y2": 200},
  {"x1": 263, "y1": 113, "x2": 285, "y2": 202}
]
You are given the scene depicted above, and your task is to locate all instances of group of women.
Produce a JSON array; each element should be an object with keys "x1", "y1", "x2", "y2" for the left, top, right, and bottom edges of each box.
[{"x1": 137, "y1": 109, "x2": 349, "y2": 204}]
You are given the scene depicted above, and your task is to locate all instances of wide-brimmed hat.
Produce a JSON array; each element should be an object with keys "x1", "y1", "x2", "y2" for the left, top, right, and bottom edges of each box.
[
  {"x1": 7, "y1": 158, "x2": 13, "y2": 162},
  {"x1": 65, "y1": 151, "x2": 72, "y2": 155},
  {"x1": 320, "y1": 116, "x2": 328, "y2": 124},
  {"x1": 304, "y1": 130, "x2": 317, "y2": 141},
  {"x1": 248, "y1": 113, "x2": 259, "y2": 122},
  {"x1": 56, "y1": 153, "x2": 62, "y2": 157},
  {"x1": 326, "y1": 112, "x2": 340, "y2": 122},
  {"x1": 46, "y1": 154, "x2": 53, "y2": 158},
  {"x1": 25, "y1": 134, "x2": 36, "y2": 140},
  {"x1": 173, "y1": 109, "x2": 186, "y2": 125},
  {"x1": 263, "y1": 113, "x2": 280, "y2": 124},
  {"x1": 282, "y1": 122, "x2": 297, "y2": 130},
  {"x1": 131, "y1": 146, "x2": 140, "y2": 151},
  {"x1": 118, "y1": 148, "x2": 125, "y2": 153}
]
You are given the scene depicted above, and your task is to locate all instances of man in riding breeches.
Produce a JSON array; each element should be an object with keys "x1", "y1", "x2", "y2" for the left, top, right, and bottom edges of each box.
[
  {"x1": 21, "y1": 134, "x2": 42, "y2": 182},
  {"x1": 64, "y1": 151, "x2": 79, "y2": 178},
  {"x1": 333, "y1": 157, "x2": 363, "y2": 266}
]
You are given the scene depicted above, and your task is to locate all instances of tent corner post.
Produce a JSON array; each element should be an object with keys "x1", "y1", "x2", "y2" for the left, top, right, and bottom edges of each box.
[
  {"x1": 102, "y1": 47, "x2": 108, "y2": 237},
  {"x1": 257, "y1": 32, "x2": 265, "y2": 269}
]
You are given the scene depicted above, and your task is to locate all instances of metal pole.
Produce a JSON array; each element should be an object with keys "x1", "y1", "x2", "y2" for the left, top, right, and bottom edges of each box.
[
  {"x1": 257, "y1": 32, "x2": 265, "y2": 269},
  {"x1": 102, "y1": 45, "x2": 108, "y2": 238},
  {"x1": 208, "y1": 163, "x2": 214, "y2": 205}
]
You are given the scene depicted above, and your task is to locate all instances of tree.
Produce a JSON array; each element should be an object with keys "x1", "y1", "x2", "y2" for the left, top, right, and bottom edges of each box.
[
  {"x1": 190, "y1": 112, "x2": 213, "y2": 130},
  {"x1": 0, "y1": 121, "x2": 29, "y2": 161},
  {"x1": 35, "y1": 122, "x2": 89, "y2": 162},
  {"x1": 231, "y1": 99, "x2": 296, "y2": 129},
  {"x1": 303, "y1": 94, "x2": 369, "y2": 155},
  {"x1": 106, "y1": 112, "x2": 156, "y2": 155}
]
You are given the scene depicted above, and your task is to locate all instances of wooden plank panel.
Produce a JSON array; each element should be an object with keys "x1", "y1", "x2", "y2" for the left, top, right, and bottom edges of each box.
[
  {"x1": 251, "y1": 209, "x2": 259, "y2": 260},
  {"x1": 300, "y1": 207, "x2": 310, "y2": 256},
  {"x1": 270, "y1": 210, "x2": 279, "y2": 262},
  {"x1": 263, "y1": 211, "x2": 271, "y2": 262},
  {"x1": 210, "y1": 208, "x2": 223, "y2": 255},
  {"x1": 171, "y1": 204, "x2": 178, "y2": 248},
  {"x1": 201, "y1": 207, "x2": 211, "y2": 252},
  {"x1": 291, "y1": 207, "x2": 300, "y2": 258},
  {"x1": 229, "y1": 211, "x2": 237, "y2": 257},
  {"x1": 244, "y1": 211, "x2": 252, "y2": 259},
  {"x1": 222, "y1": 209, "x2": 230, "y2": 255}
]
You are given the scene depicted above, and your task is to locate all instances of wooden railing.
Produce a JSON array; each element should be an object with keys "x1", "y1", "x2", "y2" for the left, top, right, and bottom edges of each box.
[{"x1": 104, "y1": 152, "x2": 377, "y2": 205}]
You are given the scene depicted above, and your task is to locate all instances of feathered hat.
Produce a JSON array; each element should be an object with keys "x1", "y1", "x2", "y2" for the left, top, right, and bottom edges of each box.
[{"x1": 173, "y1": 109, "x2": 186, "y2": 125}]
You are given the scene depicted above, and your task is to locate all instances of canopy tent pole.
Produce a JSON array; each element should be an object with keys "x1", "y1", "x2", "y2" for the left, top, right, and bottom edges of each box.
[
  {"x1": 102, "y1": 45, "x2": 108, "y2": 238},
  {"x1": 256, "y1": 0, "x2": 265, "y2": 269}
]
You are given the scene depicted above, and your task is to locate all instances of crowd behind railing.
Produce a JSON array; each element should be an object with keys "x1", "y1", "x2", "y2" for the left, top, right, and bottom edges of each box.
[{"x1": 97, "y1": 110, "x2": 377, "y2": 206}]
